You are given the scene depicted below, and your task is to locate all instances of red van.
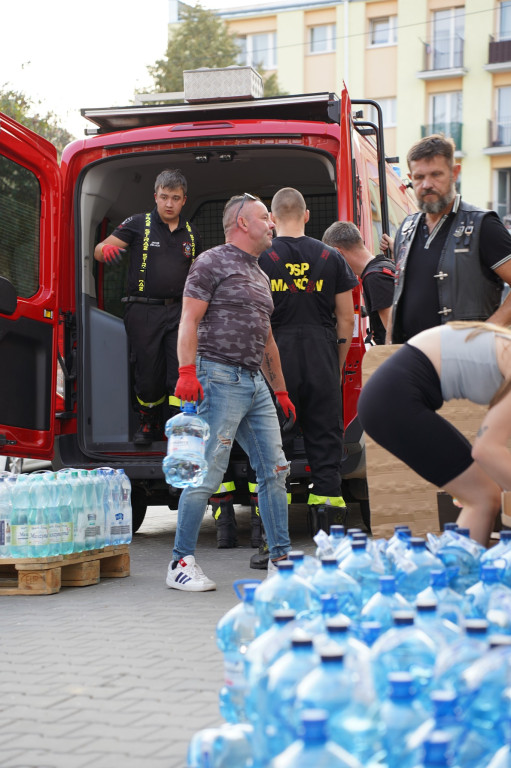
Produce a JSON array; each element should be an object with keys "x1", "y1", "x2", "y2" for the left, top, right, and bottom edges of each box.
[{"x1": 0, "y1": 79, "x2": 414, "y2": 531}]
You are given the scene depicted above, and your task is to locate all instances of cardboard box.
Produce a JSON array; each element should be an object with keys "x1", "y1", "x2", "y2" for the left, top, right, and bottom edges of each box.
[{"x1": 184, "y1": 66, "x2": 264, "y2": 103}]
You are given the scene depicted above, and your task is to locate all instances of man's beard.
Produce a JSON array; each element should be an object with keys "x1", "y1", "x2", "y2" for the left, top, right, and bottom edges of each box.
[{"x1": 417, "y1": 184, "x2": 456, "y2": 215}]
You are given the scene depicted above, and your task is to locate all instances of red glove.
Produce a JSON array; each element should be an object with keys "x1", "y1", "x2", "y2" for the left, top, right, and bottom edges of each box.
[
  {"x1": 275, "y1": 391, "x2": 296, "y2": 425},
  {"x1": 102, "y1": 243, "x2": 126, "y2": 264},
  {"x1": 174, "y1": 364, "x2": 204, "y2": 403}
]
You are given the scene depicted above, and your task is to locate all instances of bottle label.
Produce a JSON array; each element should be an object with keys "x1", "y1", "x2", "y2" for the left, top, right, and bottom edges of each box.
[
  {"x1": 29, "y1": 524, "x2": 49, "y2": 546},
  {"x1": 11, "y1": 524, "x2": 28, "y2": 546},
  {"x1": 0, "y1": 519, "x2": 10, "y2": 547},
  {"x1": 49, "y1": 523, "x2": 61, "y2": 545},
  {"x1": 223, "y1": 658, "x2": 244, "y2": 687},
  {"x1": 61, "y1": 522, "x2": 73, "y2": 544},
  {"x1": 84, "y1": 527, "x2": 96, "y2": 540},
  {"x1": 167, "y1": 433, "x2": 204, "y2": 458}
]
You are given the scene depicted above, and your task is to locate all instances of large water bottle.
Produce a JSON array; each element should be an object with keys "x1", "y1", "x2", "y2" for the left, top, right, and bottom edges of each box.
[
  {"x1": 385, "y1": 526, "x2": 412, "y2": 573},
  {"x1": 435, "y1": 527, "x2": 483, "y2": 593},
  {"x1": 433, "y1": 619, "x2": 489, "y2": 709},
  {"x1": 295, "y1": 648, "x2": 356, "y2": 725},
  {"x1": 287, "y1": 550, "x2": 320, "y2": 580},
  {"x1": 310, "y1": 557, "x2": 362, "y2": 621},
  {"x1": 68, "y1": 470, "x2": 86, "y2": 553},
  {"x1": 27, "y1": 474, "x2": 51, "y2": 558},
  {"x1": 269, "y1": 709, "x2": 363, "y2": 768},
  {"x1": 265, "y1": 633, "x2": 320, "y2": 759},
  {"x1": 339, "y1": 539, "x2": 381, "y2": 605},
  {"x1": 414, "y1": 600, "x2": 461, "y2": 646},
  {"x1": 360, "y1": 575, "x2": 411, "y2": 633},
  {"x1": 411, "y1": 732, "x2": 456, "y2": 768},
  {"x1": 394, "y1": 537, "x2": 444, "y2": 602},
  {"x1": 322, "y1": 616, "x2": 374, "y2": 693},
  {"x1": 370, "y1": 611, "x2": 437, "y2": 705},
  {"x1": 0, "y1": 474, "x2": 14, "y2": 557},
  {"x1": 216, "y1": 580, "x2": 261, "y2": 723},
  {"x1": 187, "y1": 722, "x2": 254, "y2": 768},
  {"x1": 79, "y1": 469, "x2": 97, "y2": 550},
  {"x1": 379, "y1": 671, "x2": 430, "y2": 768},
  {"x1": 117, "y1": 469, "x2": 132, "y2": 544},
  {"x1": 253, "y1": 560, "x2": 321, "y2": 632},
  {"x1": 163, "y1": 402, "x2": 210, "y2": 488},
  {"x1": 55, "y1": 470, "x2": 74, "y2": 554},
  {"x1": 463, "y1": 564, "x2": 511, "y2": 620},
  {"x1": 415, "y1": 569, "x2": 465, "y2": 626},
  {"x1": 407, "y1": 690, "x2": 466, "y2": 765}
]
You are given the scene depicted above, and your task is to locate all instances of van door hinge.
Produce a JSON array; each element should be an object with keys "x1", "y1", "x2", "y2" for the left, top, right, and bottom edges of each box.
[{"x1": 0, "y1": 434, "x2": 17, "y2": 447}]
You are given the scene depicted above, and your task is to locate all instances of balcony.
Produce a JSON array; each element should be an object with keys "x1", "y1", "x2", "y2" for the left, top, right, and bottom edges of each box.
[
  {"x1": 484, "y1": 119, "x2": 511, "y2": 155},
  {"x1": 486, "y1": 36, "x2": 511, "y2": 73},
  {"x1": 417, "y1": 37, "x2": 467, "y2": 80},
  {"x1": 421, "y1": 122, "x2": 463, "y2": 151}
]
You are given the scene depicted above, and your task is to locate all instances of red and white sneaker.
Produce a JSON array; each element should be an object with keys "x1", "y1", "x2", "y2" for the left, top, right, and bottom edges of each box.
[{"x1": 166, "y1": 555, "x2": 217, "y2": 592}]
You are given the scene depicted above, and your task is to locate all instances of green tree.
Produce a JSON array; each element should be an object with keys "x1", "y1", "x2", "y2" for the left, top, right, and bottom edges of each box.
[
  {"x1": 0, "y1": 85, "x2": 74, "y2": 158},
  {"x1": 147, "y1": 3, "x2": 287, "y2": 98}
]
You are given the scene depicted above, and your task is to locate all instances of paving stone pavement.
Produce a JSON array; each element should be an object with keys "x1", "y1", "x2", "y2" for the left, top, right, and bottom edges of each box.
[{"x1": 0, "y1": 501, "x2": 343, "y2": 768}]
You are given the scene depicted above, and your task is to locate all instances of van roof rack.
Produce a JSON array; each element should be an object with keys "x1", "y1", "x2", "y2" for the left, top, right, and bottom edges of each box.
[{"x1": 81, "y1": 92, "x2": 341, "y2": 134}]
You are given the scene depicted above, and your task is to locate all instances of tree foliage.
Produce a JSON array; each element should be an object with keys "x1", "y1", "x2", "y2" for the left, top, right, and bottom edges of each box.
[
  {"x1": 147, "y1": 3, "x2": 287, "y2": 98},
  {"x1": 0, "y1": 86, "x2": 74, "y2": 157}
]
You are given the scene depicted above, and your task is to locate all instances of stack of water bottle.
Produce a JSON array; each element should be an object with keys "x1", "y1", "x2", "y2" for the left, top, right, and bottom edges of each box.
[
  {"x1": 188, "y1": 523, "x2": 511, "y2": 768},
  {"x1": 0, "y1": 467, "x2": 132, "y2": 559}
]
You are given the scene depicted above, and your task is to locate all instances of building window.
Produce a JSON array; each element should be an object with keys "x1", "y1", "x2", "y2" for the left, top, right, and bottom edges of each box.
[
  {"x1": 429, "y1": 91, "x2": 463, "y2": 149},
  {"x1": 308, "y1": 24, "x2": 336, "y2": 54},
  {"x1": 500, "y1": 1, "x2": 511, "y2": 41},
  {"x1": 432, "y1": 7, "x2": 464, "y2": 69},
  {"x1": 368, "y1": 98, "x2": 397, "y2": 128},
  {"x1": 497, "y1": 86, "x2": 511, "y2": 146},
  {"x1": 369, "y1": 16, "x2": 397, "y2": 46},
  {"x1": 496, "y1": 168, "x2": 511, "y2": 219},
  {"x1": 237, "y1": 32, "x2": 277, "y2": 70}
]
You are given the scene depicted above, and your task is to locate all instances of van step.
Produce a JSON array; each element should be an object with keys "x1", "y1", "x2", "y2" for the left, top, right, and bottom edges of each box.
[{"x1": 0, "y1": 545, "x2": 130, "y2": 595}]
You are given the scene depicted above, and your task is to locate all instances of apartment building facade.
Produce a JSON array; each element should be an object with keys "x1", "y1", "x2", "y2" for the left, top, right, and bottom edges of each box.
[{"x1": 206, "y1": 0, "x2": 511, "y2": 216}]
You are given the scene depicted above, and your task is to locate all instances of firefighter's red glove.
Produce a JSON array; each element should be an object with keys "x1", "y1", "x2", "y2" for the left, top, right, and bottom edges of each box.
[
  {"x1": 175, "y1": 364, "x2": 204, "y2": 403},
  {"x1": 274, "y1": 391, "x2": 296, "y2": 424},
  {"x1": 102, "y1": 244, "x2": 126, "y2": 264}
]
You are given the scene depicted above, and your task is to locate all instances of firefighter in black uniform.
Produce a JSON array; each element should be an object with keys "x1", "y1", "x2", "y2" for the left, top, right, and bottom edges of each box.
[
  {"x1": 94, "y1": 169, "x2": 202, "y2": 445},
  {"x1": 322, "y1": 220, "x2": 396, "y2": 345},
  {"x1": 259, "y1": 187, "x2": 358, "y2": 535}
]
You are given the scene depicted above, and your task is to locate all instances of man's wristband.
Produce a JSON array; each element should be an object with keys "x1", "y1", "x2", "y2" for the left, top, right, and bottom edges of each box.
[{"x1": 336, "y1": 338, "x2": 347, "y2": 345}]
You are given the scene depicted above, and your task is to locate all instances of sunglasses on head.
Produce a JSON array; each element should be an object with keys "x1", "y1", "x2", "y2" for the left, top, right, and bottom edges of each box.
[{"x1": 234, "y1": 192, "x2": 257, "y2": 221}]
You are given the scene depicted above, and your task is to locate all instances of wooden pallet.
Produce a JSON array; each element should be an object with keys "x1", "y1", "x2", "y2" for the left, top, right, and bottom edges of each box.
[{"x1": 0, "y1": 544, "x2": 130, "y2": 596}]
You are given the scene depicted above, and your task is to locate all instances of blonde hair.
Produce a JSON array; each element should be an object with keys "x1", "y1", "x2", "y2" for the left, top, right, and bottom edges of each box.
[{"x1": 448, "y1": 321, "x2": 511, "y2": 406}]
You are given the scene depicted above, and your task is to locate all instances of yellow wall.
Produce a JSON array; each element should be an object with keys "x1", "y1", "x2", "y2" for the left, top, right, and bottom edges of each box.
[{"x1": 277, "y1": 10, "x2": 305, "y2": 94}]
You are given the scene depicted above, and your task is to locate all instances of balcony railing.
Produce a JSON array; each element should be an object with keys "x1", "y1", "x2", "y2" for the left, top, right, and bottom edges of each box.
[
  {"x1": 421, "y1": 122, "x2": 463, "y2": 151},
  {"x1": 489, "y1": 35, "x2": 511, "y2": 64},
  {"x1": 487, "y1": 119, "x2": 511, "y2": 148},
  {"x1": 421, "y1": 36, "x2": 464, "y2": 72}
]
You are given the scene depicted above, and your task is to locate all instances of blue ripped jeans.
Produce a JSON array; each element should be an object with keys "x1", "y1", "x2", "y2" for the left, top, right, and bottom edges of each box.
[{"x1": 172, "y1": 357, "x2": 291, "y2": 561}]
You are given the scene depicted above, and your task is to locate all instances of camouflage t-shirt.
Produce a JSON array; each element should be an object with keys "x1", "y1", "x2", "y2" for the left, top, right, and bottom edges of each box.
[{"x1": 184, "y1": 243, "x2": 274, "y2": 371}]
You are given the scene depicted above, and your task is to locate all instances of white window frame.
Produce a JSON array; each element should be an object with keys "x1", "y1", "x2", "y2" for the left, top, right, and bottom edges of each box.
[
  {"x1": 432, "y1": 7, "x2": 464, "y2": 70},
  {"x1": 236, "y1": 31, "x2": 277, "y2": 70},
  {"x1": 368, "y1": 98, "x2": 397, "y2": 128},
  {"x1": 499, "y1": 0, "x2": 511, "y2": 41},
  {"x1": 497, "y1": 85, "x2": 511, "y2": 146},
  {"x1": 369, "y1": 16, "x2": 397, "y2": 47},
  {"x1": 308, "y1": 23, "x2": 336, "y2": 54},
  {"x1": 430, "y1": 91, "x2": 462, "y2": 127}
]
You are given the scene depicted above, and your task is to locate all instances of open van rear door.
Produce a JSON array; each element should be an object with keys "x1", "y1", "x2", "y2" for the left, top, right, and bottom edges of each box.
[{"x1": 0, "y1": 113, "x2": 60, "y2": 459}]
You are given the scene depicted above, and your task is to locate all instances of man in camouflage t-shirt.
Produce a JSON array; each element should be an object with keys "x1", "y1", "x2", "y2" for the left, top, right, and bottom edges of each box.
[{"x1": 165, "y1": 194, "x2": 296, "y2": 592}]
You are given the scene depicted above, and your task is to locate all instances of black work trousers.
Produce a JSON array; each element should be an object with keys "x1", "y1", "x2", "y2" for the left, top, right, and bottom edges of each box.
[
  {"x1": 123, "y1": 302, "x2": 181, "y2": 408},
  {"x1": 274, "y1": 324, "x2": 343, "y2": 497}
]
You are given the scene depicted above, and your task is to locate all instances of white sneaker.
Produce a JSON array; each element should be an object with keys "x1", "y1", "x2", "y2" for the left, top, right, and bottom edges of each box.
[
  {"x1": 267, "y1": 557, "x2": 279, "y2": 578},
  {"x1": 166, "y1": 555, "x2": 217, "y2": 592}
]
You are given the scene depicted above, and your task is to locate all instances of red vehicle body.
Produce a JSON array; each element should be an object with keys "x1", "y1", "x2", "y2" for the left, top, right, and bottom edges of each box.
[{"x1": 0, "y1": 84, "x2": 414, "y2": 530}]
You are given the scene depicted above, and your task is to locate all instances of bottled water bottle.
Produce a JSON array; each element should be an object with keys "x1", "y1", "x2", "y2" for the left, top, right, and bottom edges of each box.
[
  {"x1": 370, "y1": 611, "x2": 437, "y2": 705},
  {"x1": 97, "y1": 467, "x2": 115, "y2": 546},
  {"x1": 270, "y1": 709, "x2": 363, "y2": 768},
  {"x1": 329, "y1": 693, "x2": 382, "y2": 764},
  {"x1": 463, "y1": 564, "x2": 511, "y2": 620},
  {"x1": 68, "y1": 470, "x2": 86, "y2": 553},
  {"x1": 187, "y1": 722, "x2": 254, "y2": 768},
  {"x1": 359, "y1": 620, "x2": 384, "y2": 647},
  {"x1": 407, "y1": 690, "x2": 466, "y2": 763},
  {"x1": 117, "y1": 469, "x2": 132, "y2": 544},
  {"x1": 415, "y1": 569, "x2": 465, "y2": 625},
  {"x1": 322, "y1": 616, "x2": 374, "y2": 695},
  {"x1": 394, "y1": 537, "x2": 444, "y2": 602},
  {"x1": 42, "y1": 471, "x2": 62, "y2": 556},
  {"x1": 0, "y1": 475, "x2": 14, "y2": 557},
  {"x1": 332, "y1": 527, "x2": 363, "y2": 563},
  {"x1": 295, "y1": 648, "x2": 356, "y2": 724},
  {"x1": 79, "y1": 469, "x2": 97, "y2": 550},
  {"x1": 480, "y1": 530, "x2": 511, "y2": 569},
  {"x1": 360, "y1": 575, "x2": 410, "y2": 633},
  {"x1": 107, "y1": 470, "x2": 123, "y2": 545},
  {"x1": 379, "y1": 671, "x2": 430, "y2": 768},
  {"x1": 163, "y1": 402, "x2": 210, "y2": 488},
  {"x1": 303, "y1": 593, "x2": 343, "y2": 642},
  {"x1": 287, "y1": 550, "x2": 320, "y2": 579},
  {"x1": 265, "y1": 632, "x2": 320, "y2": 758},
  {"x1": 216, "y1": 580, "x2": 261, "y2": 723},
  {"x1": 435, "y1": 527, "x2": 483, "y2": 593},
  {"x1": 414, "y1": 600, "x2": 461, "y2": 646},
  {"x1": 339, "y1": 539, "x2": 382, "y2": 604},
  {"x1": 89, "y1": 469, "x2": 105, "y2": 549},
  {"x1": 311, "y1": 557, "x2": 362, "y2": 620},
  {"x1": 55, "y1": 470, "x2": 74, "y2": 555},
  {"x1": 411, "y1": 732, "x2": 455, "y2": 768},
  {"x1": 27, "y1": 474, "x2": 51, "y2": 558},
  {"x1": 433, "y1": 619, "x2": 489, "y2": 709},
  {"x1": 253, "y1": 560, "x2": 321, "y2": 632},
  {"x1": 385, "y1": 526, "x2": 412, "y2": 572}
]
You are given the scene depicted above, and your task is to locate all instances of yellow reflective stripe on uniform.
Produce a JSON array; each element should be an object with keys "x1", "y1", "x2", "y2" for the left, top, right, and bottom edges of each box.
[
  {"x1": 136, "y1": 394, "x2": 166, "y2": 408},
  {"x1": 138, "y1": 212, "x2": 151, "y2": 294},
  {"x1": 248, "y1": 482, "x2": 258, "y2": 494},
  {"x1": 213, "y1": 481, "x2": 236, "y2": 494},
  {"x1": 308, "y1": 494, "x2": 346, "y2": 507},
  {"x1": 287, "y1": 493, "x2": 292, "y2": 504},
  {"x1": 185, "y1": 221, "x2": 195, "y2": 260},
  {"x1": 168, "y1": 395, "x2": 181, "y2": 407}
]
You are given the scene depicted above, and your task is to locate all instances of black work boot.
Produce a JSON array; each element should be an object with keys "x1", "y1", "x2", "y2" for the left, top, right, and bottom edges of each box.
[
  {"x1": 308, "y1": 504, "x2": 347, "y2": 536},
  {"x1": 133, "y1": 407, "x2": 162, "y2": 446},
  {"x1": 250, "y1": 495, "x2": 263, "y2": 548},
  {"x1": 250, "y1": 531, "x2": 269, "y2": 570},
  {"x1": 210, "y1": 494, "x2": 238, "y2": 548}
]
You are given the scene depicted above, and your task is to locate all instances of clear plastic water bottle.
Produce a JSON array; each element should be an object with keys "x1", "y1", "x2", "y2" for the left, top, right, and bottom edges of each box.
[
  {"x1": 339, "y1": 539, "x2": 382, "y2": 605},
  {"x1": 411, "y1": 732, "x2": 456, "y2": 768},
  {"x1": 370, "y1": 611, "x2": 437, "y2": 705},
  {"x1": 394, "y1": 537, "x2": 445, "y2": 602},
  {"x1": 360, "y1": 575, "x2": 411, "y2": 633},
  {"x1": 27, "y1": 474, "x2": 51, "y2": 558},
  {"x1": 79, "y1": 469, "x2": 97, "y2": 550},
  {"x1": 270, "y1": 709, "x2": 363, "y2": 768},
  {"x1": 322, "y1": 616, "x2": 374, "y2": 692},
  {"x1": 433, "y1": 619, "x2": 489, "y2": 709},
  {"x1": 97, "y1": 467, "x2": 115, "y2": 547},
  {"x1": 414, "y1": 600, "x2": 461, "y2": 646},
  {"x1": 415, "y1": 569, "x2": 465, "y2": 626},
  {"x1": 216, "y1": 580, "x2": 261, "y2": 723},
  {"x1": 117, "y1": 469, "x2": 132, "y2": 544},
  {"x1": 265, "y1": 632, "x2": 320, "y2": 759},
  {"x1": 463, "y1": 564, "x2": 511, "y2": 620},
  {"x1": 310, "y1": 557, "x2": 362, "y2": 621},
  {"x1": 187, "y1": 722, "x2": 254, "y2": 768},
  {"x1": 407, "y1": 690, "x2": 466, "y2": 764},
  {"x1": 89, "y1": 469, "x2": 105, "y2": 549},
  {"x1": 55, "y1": 470, "x2": 74, "y2": 555},
  {"x1": 253, "y1": 560, "x2": 321, "y2": 632},
  {"x1": 41, "y1": 471, "x2": 62, "y2": 556},
  {"x1": 385, "y1": 526, "x2": 412, "y2": 572},
  {"x1": 163, "y1": 402, "x2": 210, "y2": 488},
  {"x1": 333, "y1": 528, "x2": 363, "y2": 563},
  {"x1": 0, "y1": 475, "x2": 14, "y2": 557},
  {"x1": 68, "y1": 469, "x2": 86, "y2": 553},
  {"x1": 295, "y1": 648, "x2": 356, "y2": 724},
  {"x1": 287, "y1": 550, "x2": 320, "y2": 580},
  {"x1": 436, "y1": 527, "x2": 483, "y2": 594},
  {"x1": 329, "y1": 693, "x2": 382, "y2": 764},
  {"x1": 379, "y1": 671, "x2": 430, "y2": 768},
  {"x1": 303, "y1": 594, "x2": 344, "y2": 642}
]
